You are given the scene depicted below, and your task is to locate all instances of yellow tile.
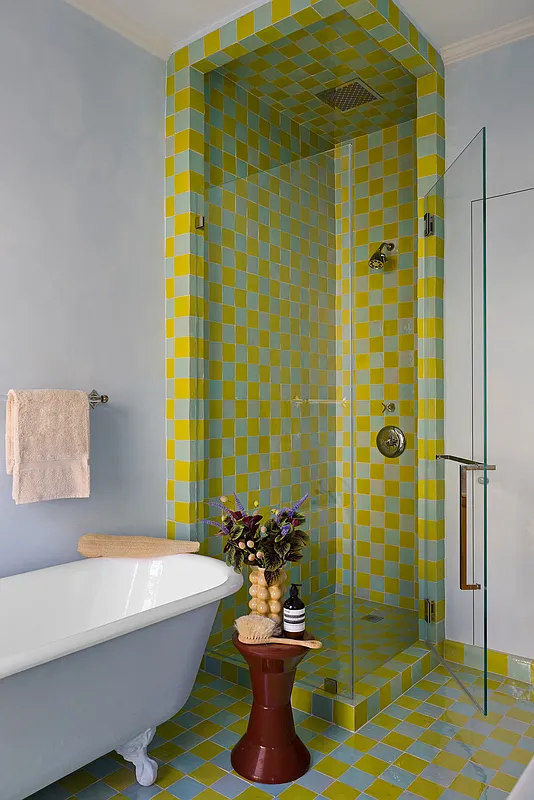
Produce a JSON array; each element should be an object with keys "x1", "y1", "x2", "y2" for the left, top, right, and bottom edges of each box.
[
  {"x1": 154, "y1": 765, "x2": 185, "y2": 789},
  {"x1": 333, "y1": 699, "x2": 355, "y2": 730},
  {"x1": 450, "y1": 774, "x2": 487, "y2": 799},
  {"x1": 394, "y1": 753, "x2": 427, "y2": 775},
  {"x1": 308, "y1": 735, "x2": 340, "y2": 756},
  {"x1": 150, "y1": 743, "x2": 184, "y2": 763},
  {"x1": 353, "y1": 755, "x2": 388, "y2": 778},
  {"x1": 104, "y1": 767, "x2": 136, "y2": 791},
  {"x1": 471, "y1": 749, "x2": 505, "y2": 770},
  {"x1": 490, "y1": 727, "x2": 522, "y2": 746},
  {"x1": 322, "y1": 782, "x2": 359, "y2": 800},
  {"x1": 60, "y1": 771, "x2": 97, "y2": 794},
  {"x1": 300, "y1": 716, "x2": 331, "y2": 733},
  {"x1": 365, "y1": 778, "x2": 403, "y2": 800},
  {"x1": 454, "y1": 729, "x2": 485, "y2": 748},
  {"x1": 237, "y1": 787, "x2": 273, "y2": 800},
  {"x1": 419, "y1": 730, "x2": 449, "y2": 749},
  {"x1": 191, "y1": 720, "x2": 223, "y2": 738},
  {"x1": 408, "y1": 777, "x2": 445, "y2": 799},
  {"x1": 491, "y1": 772, "x2": 518, "y2": 792},
  {"x1": 508, "y1": 747, "x2": 533, "y2": 765},
  {"x1": 315, "y1": 756, "x2": 350, "y2": 779},
  {"x1": 278, "y1": 786, "x2": 316, "y2": 800},
  {"x1": 190, "y1": 741, "x2": 224, "y2": 761},
  {"x1": 190, "y1": 763, "x2": 226, "y2": 786},
  {"x1": 405, "y1": 711, "x2": 435, "y2": 729},
  {"x1": 383, "y1": 731, "x2": 415, "y2": 751},
  {"x1": 343, "y1": 733, "x2": 377, "y2": 753}
]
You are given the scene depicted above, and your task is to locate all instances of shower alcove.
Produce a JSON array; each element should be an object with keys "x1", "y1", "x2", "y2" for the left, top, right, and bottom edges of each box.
[{"x1": 165, "y1": 0, "x2": 446, "y2": 727}]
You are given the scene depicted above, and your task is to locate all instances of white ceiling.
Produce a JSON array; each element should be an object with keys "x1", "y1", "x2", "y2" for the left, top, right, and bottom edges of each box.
[
  {"x1": 395, "y1": 0, "x2": 534, "y2": 50},
  {"x1": 63, "y1": 0, "x2": 534, "y2": 61}
]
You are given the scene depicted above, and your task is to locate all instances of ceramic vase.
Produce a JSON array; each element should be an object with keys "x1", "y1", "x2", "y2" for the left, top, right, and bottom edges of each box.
[{"x1": 248, "y1": 567, "x2": 287, "y2": 625}]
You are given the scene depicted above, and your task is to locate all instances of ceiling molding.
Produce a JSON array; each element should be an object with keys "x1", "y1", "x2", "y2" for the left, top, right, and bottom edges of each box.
[
  {"x1": 171, "y1": 0, "x2": 267, "y2": 53},
  {"x1": 62, "y1": 0, "x2": 172, "y2": 59},
  {"x1": 442, "y1": 13, "x2": 534, "y2": 65}
]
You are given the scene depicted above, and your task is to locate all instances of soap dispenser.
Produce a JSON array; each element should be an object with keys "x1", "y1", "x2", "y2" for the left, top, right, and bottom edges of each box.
[{"x1": 283, "y1": 584, "x2": 305, "y2": 639}]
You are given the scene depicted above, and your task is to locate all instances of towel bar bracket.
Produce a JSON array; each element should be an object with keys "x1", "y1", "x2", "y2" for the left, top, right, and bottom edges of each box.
[{"x1": 88, "y1": 390, "x2": 109, "y2": 409}]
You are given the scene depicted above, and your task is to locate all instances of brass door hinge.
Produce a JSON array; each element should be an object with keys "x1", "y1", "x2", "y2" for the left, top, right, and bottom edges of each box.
[{"x1": 424, "y1": 598, "x2": 436, "y2": 624}]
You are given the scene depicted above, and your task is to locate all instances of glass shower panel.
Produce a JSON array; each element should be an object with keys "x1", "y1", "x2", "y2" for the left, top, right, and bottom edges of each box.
[
  {"x1": 421, "y1": 129, "x2": 490, "y2": 712},
  {"x1": 202, "y1": 144, "x2": 356, "y2": 701}
]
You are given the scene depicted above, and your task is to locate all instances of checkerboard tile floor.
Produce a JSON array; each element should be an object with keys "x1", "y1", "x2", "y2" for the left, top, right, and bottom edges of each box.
[
  {"x1": 210, "y1": 595, "x2": 419, "y2": 695},
  {"x1": 30, "y1": 665, "x2": 534, "y2": 800}
]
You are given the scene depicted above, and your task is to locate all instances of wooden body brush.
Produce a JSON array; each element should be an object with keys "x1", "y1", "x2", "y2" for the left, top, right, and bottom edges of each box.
[{"x1": 235, "y1": 614, "x2": 322, "y2": 648}]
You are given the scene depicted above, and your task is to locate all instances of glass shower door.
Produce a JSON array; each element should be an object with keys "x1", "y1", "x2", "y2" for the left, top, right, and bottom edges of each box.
[{"x1": 421, "y1": 128, "x2": 493, "y2": 713}]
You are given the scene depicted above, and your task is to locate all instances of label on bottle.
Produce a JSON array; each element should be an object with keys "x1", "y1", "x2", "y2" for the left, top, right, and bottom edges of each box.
[{"x1": 283, "y1": 607, "x2": 305, "y2": 633}]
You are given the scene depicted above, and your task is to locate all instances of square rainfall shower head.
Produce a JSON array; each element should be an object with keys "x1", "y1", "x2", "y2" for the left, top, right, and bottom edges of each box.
[{"x1": 317, "y1": 79, "x2": 381, "y2": 112}]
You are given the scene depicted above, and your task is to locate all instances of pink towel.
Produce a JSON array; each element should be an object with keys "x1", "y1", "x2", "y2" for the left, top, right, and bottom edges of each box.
[{"x1": 6, "y1": 389, "x2": 90, "y2": 504}]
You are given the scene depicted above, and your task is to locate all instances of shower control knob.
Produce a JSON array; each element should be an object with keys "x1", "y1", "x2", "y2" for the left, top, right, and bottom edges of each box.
[{"x1": 376, "y1": 426, "x2": 406, "y2": 458}]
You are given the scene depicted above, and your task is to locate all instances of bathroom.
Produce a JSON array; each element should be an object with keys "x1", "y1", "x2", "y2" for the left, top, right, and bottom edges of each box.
[{"x1": 1, "y1": 0, "x2": 534, "y2": 798}]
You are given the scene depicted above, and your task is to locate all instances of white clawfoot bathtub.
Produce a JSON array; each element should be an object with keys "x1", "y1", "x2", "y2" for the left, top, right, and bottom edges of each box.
[{"x1": 0, "y1": 554, "x2": 242, "y2": 800}]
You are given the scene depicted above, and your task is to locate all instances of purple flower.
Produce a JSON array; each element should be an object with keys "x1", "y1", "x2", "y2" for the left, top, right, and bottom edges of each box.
[
  {"x1": 208, "y1": 500, "x2": 234, "y2": 517},
  {"x1": 281, "y1": 524, "x2": 291, "y2": 536},
  {"x1": 234, "y1": 493, "x2": 246, "y2": 514},
  {"x1": 290, "y1": 493, "x2": 309, "y2": 515},
  {"x1": 200, "y1": 519, "x2": 227, "y2": 535}
]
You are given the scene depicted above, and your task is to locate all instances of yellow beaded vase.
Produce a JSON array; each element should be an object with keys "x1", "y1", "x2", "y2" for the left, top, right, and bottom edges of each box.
[{"x1": 248, "y1": 567, "x2": 287, "y2": 625}]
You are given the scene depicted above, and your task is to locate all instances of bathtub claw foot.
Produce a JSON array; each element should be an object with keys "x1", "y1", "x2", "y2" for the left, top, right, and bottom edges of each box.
[{"x1": 116, "y1": 727, "x2": 158, "y2": 786}]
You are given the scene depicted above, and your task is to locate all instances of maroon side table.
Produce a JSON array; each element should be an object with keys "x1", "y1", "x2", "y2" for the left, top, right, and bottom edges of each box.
[{"x1": 231, "y1": 631, "x2": 311, "y2": 784}]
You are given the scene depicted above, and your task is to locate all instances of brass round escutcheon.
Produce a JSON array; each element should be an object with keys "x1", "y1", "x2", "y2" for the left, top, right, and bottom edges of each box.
[{"x1": 376, "y1": 425, "x2": 406, "y2": 458}]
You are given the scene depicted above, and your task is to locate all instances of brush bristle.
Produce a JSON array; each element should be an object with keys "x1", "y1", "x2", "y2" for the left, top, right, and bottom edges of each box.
[{"x1": 234, "y1": 614, "x2": 277, "y2": 641}]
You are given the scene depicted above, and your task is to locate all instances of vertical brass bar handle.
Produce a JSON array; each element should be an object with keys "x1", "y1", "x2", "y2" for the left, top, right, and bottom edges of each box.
[
  {"x1": 437, "y1": 455, "x2": 496, "y2": 592},
  {"x1": 459, "y1": 465, "x2": 480, "y2": 591}
]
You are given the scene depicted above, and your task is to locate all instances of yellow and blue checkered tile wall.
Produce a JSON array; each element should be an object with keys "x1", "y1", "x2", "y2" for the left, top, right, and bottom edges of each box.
[
  {"x1": 202, "y1": 123, "x2": 341, "y2": 647},
  {"x1": 201, "y1": 117, "x2": 419, "y2": 651},
  {"x1": 165, "y1": 0, "x2": 447, "y2": 655},
  {"x1": 205, "y1": 70, "x2": 333, "y2": 187},
  {"x1": 336, "y1": 120, "x2": 418, "y2": 612}
]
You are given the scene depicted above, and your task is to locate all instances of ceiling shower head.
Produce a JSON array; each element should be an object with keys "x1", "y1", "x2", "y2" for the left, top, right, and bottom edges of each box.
[{"x1": 369, "y1": 242, "x2": 395, "y2": 270}]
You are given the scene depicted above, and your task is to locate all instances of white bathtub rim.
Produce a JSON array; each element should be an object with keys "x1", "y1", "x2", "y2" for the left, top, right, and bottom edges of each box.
[{"x1": 0, "y1": 559, "x2": 242, "y2": 681}]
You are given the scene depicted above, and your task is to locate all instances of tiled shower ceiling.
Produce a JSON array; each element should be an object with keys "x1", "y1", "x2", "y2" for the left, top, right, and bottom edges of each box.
[{"x1": 216, "y1": 10, "x2": 417, "y2": 142}]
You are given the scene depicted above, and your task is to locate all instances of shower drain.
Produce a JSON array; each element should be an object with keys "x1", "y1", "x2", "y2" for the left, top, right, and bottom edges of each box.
[{"x1": 362, "y1": 614, "x2": 384, "y2": 623}]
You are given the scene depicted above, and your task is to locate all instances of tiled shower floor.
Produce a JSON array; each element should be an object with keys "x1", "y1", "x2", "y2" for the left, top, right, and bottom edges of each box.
[
  {"x1": 32, "y1": 665, "x2": 534, "y2": 799},
  {"x1": 211, "y1": 594, "x2": 419, "y2": 695}
]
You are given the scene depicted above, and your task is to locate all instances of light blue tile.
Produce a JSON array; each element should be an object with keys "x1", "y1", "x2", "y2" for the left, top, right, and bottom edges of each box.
[
  {"x1": 338, "y1": 768, "x2": 375, "y2": 791},
  {"x1": 500, "y1": 759, "x2": 527, "y2": 779},
  {"x1": 121, "y1": 784, "x2": 161, "y2": 800},
  {"x1": 212, "y1": 774, "x2": 250, "y2": 798},
  {"x1": 167, "y1": 777, "x2": 204, "y2": 800},
  {"x1": 369, "y1": 743, "x2": 403, "y2": 764},
  {"x1": 330, "y1": 745, "x2": 365, "y2": 765},
  {"x1": 172, "y1": 732, "x2": 203, "y2": 752},
  {"x1": 407, "y1": 741, "x2": 440, "y2": 761},
  {"x1": 480, "y1": 737, "x2": 514, "y2": 758},
  {"x1": 211, "y1": 750, "x2": 233, "y2": 771},
  {"x1": 168, "y1": 752, "x2": 204, "y2": 773},
  {"x1": 297, "y1": 770, "x2": 333, "y2": 793},
  {"x1": 77, "y1": 785, "x2": 117, "y2": 800},
  {"x1": 382, "y1": 765, "x2": 416, "y2": 789},
  {"x1": 421, "y1": 763, "x2": 456, "y2": 786}
]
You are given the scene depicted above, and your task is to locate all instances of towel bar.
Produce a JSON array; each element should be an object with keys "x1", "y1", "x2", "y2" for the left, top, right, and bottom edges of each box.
[{"x1": 0, "y1": 390, "x2": 109, "y2": 409}]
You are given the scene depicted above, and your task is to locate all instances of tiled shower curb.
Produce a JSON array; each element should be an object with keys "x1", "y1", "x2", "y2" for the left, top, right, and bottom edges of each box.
[{"x1": 203, "y1": 641, "x2": 437, "y2": 731}]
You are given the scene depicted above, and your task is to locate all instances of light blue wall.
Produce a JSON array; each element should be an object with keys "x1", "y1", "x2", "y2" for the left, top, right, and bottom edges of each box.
[
  {"x1": 446, "y1": 36, "x2": 534, "y2": 194},
  {"x1": 0, "y1": 0, "x2": 166, "y2": 577},
  {"x1": 445, "y1": 36, "x2": 534, "y2": 656}
]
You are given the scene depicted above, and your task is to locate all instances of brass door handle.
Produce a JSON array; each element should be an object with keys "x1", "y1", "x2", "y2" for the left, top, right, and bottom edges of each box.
[{"x1": 437, "y1": 455, "x2": 496, "y2": 591}]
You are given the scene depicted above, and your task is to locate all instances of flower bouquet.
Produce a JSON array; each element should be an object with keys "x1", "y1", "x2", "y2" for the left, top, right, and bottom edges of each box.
[{"x1": 201, "y1": 492, "x2": 309, "y2": 586}]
